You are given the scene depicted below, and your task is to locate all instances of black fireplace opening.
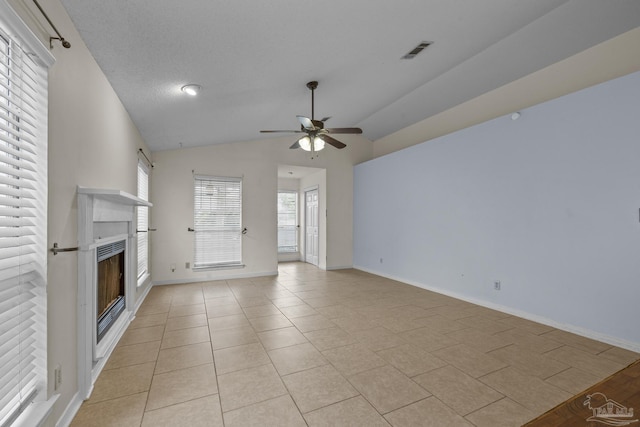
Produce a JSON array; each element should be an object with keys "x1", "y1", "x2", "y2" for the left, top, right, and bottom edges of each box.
[{"x1": 96, "y1": 240, "x2": 126, "y2": 343}]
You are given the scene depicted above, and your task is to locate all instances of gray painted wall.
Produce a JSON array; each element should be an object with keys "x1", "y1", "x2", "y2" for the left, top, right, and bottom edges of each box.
[{"x1": 354, "y1": 71, "x2": 640, "y2": 350}]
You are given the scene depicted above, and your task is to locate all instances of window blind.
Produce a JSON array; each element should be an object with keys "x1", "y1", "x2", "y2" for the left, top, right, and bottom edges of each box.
[
  {"x1": 0, "y1": 24, "x2": 48, "y2": 426},
  {"x1": 277, "y1": 191, "x2": 298, "y2": 253},
  {"x1": 137, "y1": 161, "x2": 149, "y2": 281},
  {"x1": 193, "y1": 175, "x2": 242, "y2": 268}
]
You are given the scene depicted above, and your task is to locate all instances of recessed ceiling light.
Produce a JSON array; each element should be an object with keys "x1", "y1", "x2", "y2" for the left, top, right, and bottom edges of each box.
[{"x1": 181, "y1": 84, "x2": 201, "y2": 96}]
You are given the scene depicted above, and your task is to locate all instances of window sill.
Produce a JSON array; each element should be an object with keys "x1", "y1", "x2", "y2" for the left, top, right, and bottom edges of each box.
[
  {"x1": 192, "y1": 263, "x2": 245, "y2": 272},
  {"x1": 13, "y1": 393, "x2": 59, "y2": 427}
]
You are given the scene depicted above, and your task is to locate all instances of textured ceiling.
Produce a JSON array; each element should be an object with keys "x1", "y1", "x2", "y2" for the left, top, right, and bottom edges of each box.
[{"x1": 59, "y1": 0, "x2": 640, "y2": 152}]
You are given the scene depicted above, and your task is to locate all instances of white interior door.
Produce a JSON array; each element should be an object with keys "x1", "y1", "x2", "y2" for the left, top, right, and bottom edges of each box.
[{"x1": 305, "y1": 189, "x2": 319, "y2": 266}]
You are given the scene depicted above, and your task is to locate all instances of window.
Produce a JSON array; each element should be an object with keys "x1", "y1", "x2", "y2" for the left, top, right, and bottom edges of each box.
[
  {"x1": 277, "y1": 191, "x2": 298, "y2": 253},
  {"x1": 193, "y1": 175, "x2": 242, "y2": 268},
  {"x1": 0, "y1": 9, "x2": 51, "y2": 425},
  {"x1": 137, "y1": 160, "x2": 149, "y2": 283}
]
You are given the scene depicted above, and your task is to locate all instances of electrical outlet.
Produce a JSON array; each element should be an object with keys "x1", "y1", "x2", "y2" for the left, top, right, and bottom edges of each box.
[
  {"x1": 54, "y1": 364, "x2": 62, "y2": 391},
  {"x1": 170, "y1": 263, "x2": 176, "y2": 272},
  {"x1": 494, "y1": 280, "x2": 501, "y2": 290},
  {"x1": 185, "y1": 262, "x2": 190, "y2": 269}
]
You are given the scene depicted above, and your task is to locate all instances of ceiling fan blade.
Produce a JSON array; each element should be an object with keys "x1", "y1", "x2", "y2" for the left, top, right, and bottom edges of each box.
[
  {"x1": 297, "y1": 115, "x2": 316, "y2": 131},
  {"x1": 320, "y1": 116, "x2": 331, "y2": 122},
  {"x1": 289, "y1": 140, "x2": 301, "y2": 149},
  {"x1": 326, "y1": 127, "x2": 363, "y2": 134},
  {"x1": 260, "y1": 130, "x2": 303, "y2": 133},
  {"x1": 322, "y1": 135, "x2": 346, "y2": 149}
]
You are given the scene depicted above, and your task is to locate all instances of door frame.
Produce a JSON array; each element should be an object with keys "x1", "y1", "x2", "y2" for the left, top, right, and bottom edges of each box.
[{"x1": 303, "y1": 186, "x2": 320, "y2": 266}]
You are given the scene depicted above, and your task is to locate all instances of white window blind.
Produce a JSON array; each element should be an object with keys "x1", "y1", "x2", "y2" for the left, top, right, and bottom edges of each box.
[
  {"x1": 137, "y1": 161, "x2": 149, "y2": 282},
  {"x1": 193, "y1": 175, "x2": 242, "y2": 268},
  {"x1": 0, "y1": 21, "x2": 48, "y2": 427},
  {"x1": 277, "y1": 191, "x2": 298, "y2": 253}
]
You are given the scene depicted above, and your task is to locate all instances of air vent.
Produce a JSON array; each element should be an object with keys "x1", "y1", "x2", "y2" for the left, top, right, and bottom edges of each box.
[
  {"x1": 97, "y1": 240, "x2": 126, "y2": 262},
  {"x1": 402, "y1": 41, "x2": 433, "y2": 60}
]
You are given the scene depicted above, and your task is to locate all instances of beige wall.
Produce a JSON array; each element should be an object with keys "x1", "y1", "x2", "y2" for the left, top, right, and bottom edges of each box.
[
  {"x1": 150, "y1": 135, "x2": 372, "y2": 283},
  {"x1": 8, "y1": 0, "x2": 152, "y2": 424}
]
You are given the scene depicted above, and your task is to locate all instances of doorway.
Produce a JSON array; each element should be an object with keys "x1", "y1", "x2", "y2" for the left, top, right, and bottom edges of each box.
[
  {"x1": 305, "y1": 188, "x2": 319, "y2": 266},
  {"x1": 277, "y1": 165, "x2": 325, "y2": 267}
]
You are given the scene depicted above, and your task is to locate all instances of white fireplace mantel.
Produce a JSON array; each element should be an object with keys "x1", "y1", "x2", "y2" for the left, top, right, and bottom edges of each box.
[
  {"x1": 77, "y1": 186, "x2": 151, "y2": 207},
  {"x1": 76, "y1": 186, "x2": 152, "y2": 399}
]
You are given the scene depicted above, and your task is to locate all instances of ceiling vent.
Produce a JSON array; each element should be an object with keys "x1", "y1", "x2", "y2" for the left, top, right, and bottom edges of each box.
[{"x1": 402, "y1": 41, "x2": 433, "y2": 60}]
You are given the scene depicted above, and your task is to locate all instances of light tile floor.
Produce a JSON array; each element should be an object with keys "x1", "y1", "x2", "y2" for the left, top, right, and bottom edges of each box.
[{"x1": 71, "y1": 262, "x2": 639, "y2": 426}]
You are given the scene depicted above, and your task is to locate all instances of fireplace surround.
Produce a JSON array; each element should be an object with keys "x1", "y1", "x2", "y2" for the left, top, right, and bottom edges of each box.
[
  {"x1": 76, "y1": 187, "x2": 152, "y2": 399},
  {"x1": 96, "y1": 240, "x2": 126, "y2": 343}
]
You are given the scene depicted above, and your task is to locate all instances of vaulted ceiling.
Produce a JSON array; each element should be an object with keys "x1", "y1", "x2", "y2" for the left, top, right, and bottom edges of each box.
[{"x1": 59, "y1": 0, "x2": 640, "y2": 152}]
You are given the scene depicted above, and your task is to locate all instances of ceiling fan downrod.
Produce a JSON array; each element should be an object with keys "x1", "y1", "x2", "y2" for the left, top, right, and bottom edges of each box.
[{"x1": 307, "y1": 81, "x2": 318, "y2": 120}]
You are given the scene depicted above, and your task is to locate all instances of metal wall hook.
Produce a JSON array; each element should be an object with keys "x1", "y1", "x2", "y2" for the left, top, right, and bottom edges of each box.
[
  {"x1": 136, "y1": 228, "x2": 157, "y2": 233},
  {"x1": 51, "y1": 242, "x2": 79, "y2": 255}
]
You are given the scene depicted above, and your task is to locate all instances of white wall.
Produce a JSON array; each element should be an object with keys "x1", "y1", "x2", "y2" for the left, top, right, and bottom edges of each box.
[
  {"x1": 354, "y1": 71, "x2": 640, "y2": 350},
  {"x1": 151, "y1": 136, "x2": 371, "y2": 283},
  {"x1": 278, "y1": 177, "x2": 300, "y2": 191}
]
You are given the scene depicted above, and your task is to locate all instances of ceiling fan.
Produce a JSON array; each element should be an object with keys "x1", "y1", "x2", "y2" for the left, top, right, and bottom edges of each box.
[{"x1": 260, "y1": 81, "x2": 362, "y2": 152}]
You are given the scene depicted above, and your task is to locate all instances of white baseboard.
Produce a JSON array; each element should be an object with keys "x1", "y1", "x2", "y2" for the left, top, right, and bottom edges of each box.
[
  {"x1": 354, "y1": 265, "x2": 640, "y2": 353},
  {"x1": 134, "y1": 281, "x2": 153, "y2": 313},
  {"x1": 55, "y1": 392, "x2": 82, "y2": 427},
  {"x1": 326, "y1": 265, "x2": 354, "y2": 271},
  {"x1": 153, "y1": 270, "x2": 279, "y2": 286}
]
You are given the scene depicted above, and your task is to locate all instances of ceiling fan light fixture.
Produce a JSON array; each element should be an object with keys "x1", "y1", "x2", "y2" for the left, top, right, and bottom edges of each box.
[
  {"x1": 181, "y1": 84, "x2": 201, "y2": 96},
  {"x1": 298, "y1": 136, "x2": 325, "y2": 152},
  {"x1": 298, "y1": 136, "x2": 311, "y2": 151},
  {"x1": 314, "y1": 137, "x2": 325, "y2": 151},
  {"x1": 263, "y1": 81, "x2": 361, "y2": 152}
]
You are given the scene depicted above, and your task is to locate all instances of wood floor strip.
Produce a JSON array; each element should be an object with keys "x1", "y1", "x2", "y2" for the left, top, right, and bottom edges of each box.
[{"x1": 524, "y1": 359, "x2": 640, "y2": 426}]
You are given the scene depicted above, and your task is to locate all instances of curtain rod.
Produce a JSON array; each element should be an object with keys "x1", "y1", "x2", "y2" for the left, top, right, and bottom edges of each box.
[
  {"x1": 138, "y1": 148, "x2": 154, "y2": 168},
  {"x1": 32, "y1": 0, "x2": 71, "y2": 49}
]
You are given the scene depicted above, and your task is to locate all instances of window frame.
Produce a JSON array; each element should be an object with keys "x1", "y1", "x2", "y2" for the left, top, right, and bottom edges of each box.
[
  {"x1": 0, "y1": 2, "x2": 56, "y2": 425},
  {"x1": 136, "y1": 159, "x2": 150, "y2": 285},
  {"x1": 193, "y1": 175, "x2": 243, "y2": 270}
]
